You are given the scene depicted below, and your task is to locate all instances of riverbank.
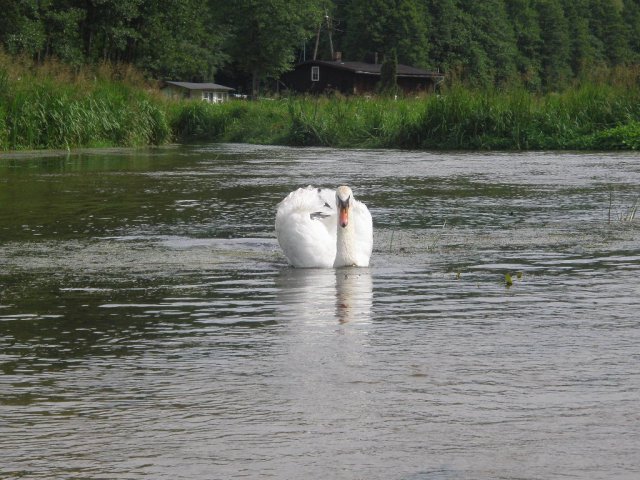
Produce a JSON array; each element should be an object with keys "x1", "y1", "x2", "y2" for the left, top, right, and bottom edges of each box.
[
  {"x1": 2, "y1": 56, "x2": 640, "y2": 151},
  {"x1": 175, "y1": 86, "x2": 640, "y2": 150},
  {"x1": 0, "y1": 58, "x2": 171, "y2": 150}
]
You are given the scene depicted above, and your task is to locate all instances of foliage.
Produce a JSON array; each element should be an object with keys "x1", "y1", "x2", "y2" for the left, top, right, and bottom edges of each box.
[
  {"x1": 584, "y1": 122, "x2": 640, "y2": 150},
  {"x1": 2, "y1": 47, "x2": 640, "y2": 152},
  {"x1": 162, "y1": 77, "x2": 640, "y2": 151},
  {"x1": 378, "y1": 49, "x2": 398, "y2": 95},
  {"x1": 0, "y1": 0, "x2": 227, "y2": 81},
  {"x1": 460, "y1": 0, "x2": 518, "y2": 87},
  {"x1": 535, "y1": 0, "x2": 572, "y2": 90},
  {"x1": 505, "y1": 0, "x2": 542, "y2": 89},
  {"x1": 0, "y1": 53, "x2": 170, "y2": 150},
  {"x1": 216, "y1": 0, "x2": 325, "y2": 95},
  {"x1": 136, "y1": 1, "x2": 227, "y2": 81},
  {"x1": 3, "y1": 0, "x2": 640, "y2": 152},
  {"x1": 340, "y1": 0, "x2": 430, "y2": 67},
  {"x1": 2, "y1": 0, "x2": 640, "y2": 92}
]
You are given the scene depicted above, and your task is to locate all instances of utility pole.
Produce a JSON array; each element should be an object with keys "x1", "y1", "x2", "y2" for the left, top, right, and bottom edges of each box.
[
  {"x1": 313, "y1": 23, "x2": 321, "y2": 60},
  {"x1": 325, "y1": 9, "x2": 334, "y2": 60},
  {"x1": 313, "y1": 10, "x2": 337, "y2": 61}
]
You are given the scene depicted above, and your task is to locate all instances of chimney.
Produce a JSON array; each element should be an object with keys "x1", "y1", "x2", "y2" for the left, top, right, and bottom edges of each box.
[
  {"x1": 333, "y1": 51, "x2": 342, "y2": 62},
  {"x1": 374, "y1": 52, "x2": 378, "y2": 64}
]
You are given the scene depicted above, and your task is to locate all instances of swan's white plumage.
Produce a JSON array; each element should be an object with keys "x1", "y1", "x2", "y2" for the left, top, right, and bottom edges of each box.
[{"x1": 275, "y1": 185, "x2": 373, "y2": 268}]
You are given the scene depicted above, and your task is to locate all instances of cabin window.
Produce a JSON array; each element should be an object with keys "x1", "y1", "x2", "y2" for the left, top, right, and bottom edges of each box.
[
  {"x1": 311, "y1": 66, "x2": 319, "y2": 82},
  {"x1": 201, "y1": 91, "x2": 218, "y2": 102},
  {"x1": 200, "y1": 91, "x2": 226, "y2": 103}
]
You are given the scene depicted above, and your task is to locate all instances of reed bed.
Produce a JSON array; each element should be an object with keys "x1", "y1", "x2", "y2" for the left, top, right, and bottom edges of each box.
[
  {"x1": 0, "y1": 54, "x2": 170, "y2": 150},
  {"x1": 280, "y1": 84, "x2": 640, "y2": 150},
  {"x1": 168, "y1": 85, "x2": 640, "y2": 151},
  {"x1": 2, "y1": 52, "x2": 639, "y2": 151}
]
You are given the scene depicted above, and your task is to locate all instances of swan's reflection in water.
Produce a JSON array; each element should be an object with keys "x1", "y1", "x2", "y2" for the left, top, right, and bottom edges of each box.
[
  {"x1": 273, "y1": 269, "x2": 374, "y2": 432},
  {"x1": 275, "y1": 268, "x2": 372, "y2": 324},
  {"x1": 335, "y1": 270, "x2": 373, "y2": 324}
]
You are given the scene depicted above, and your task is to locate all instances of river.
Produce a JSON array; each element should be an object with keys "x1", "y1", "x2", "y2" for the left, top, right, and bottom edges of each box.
[{"x1": 1, "y1": 144, "x2": 639, "y2": 479}]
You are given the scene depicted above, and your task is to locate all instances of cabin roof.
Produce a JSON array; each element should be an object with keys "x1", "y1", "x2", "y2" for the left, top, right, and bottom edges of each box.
[
  {"x1": 164, "y1": 81, "x2": 234, "y2": 91},
  {"x1": 296, "y1": 60, "x2": 444, "y2": 78}
]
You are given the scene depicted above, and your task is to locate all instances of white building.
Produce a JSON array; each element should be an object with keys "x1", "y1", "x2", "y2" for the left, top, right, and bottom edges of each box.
[{"x1": 161, "y1": 81, "x2": 234, "y2": 103}]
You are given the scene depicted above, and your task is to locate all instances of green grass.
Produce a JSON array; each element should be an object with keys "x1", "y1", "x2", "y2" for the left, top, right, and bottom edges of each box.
[
  {"x1": 0, "y1": 54, "x2": 171, "y2": 150},
  {"x1": 171, "y1": 84, "x2": 640, "y2": 151},
  {"x1": 2, "y1": 78, "x2": 171, "y2": 149},
  {"x1": 2, "y1": 52, "x2": 640, "y2": 151}
]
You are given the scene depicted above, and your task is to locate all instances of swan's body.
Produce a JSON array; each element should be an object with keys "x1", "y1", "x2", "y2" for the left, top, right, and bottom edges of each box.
[{"x1": 275, "y1": 186, "x2": 373, "y2": 268}]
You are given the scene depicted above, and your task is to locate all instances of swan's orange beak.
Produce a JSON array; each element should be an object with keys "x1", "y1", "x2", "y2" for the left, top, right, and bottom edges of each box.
[
  {"x1": 337, "y1": 194, "x2": 351, "y2": 228},
  {"x1": 339, "y1": 206, "x2": 349, "y2": 228}
]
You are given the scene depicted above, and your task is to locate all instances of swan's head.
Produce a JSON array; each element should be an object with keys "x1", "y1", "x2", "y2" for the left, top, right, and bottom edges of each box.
[{"x1": 336, "y1": 186, "x2": 353, "y2": 228}]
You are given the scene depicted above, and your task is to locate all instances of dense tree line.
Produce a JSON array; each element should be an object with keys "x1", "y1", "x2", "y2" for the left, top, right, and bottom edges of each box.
[{"x1": 1, "y1": 0, "x2": 639, "y2": 93}]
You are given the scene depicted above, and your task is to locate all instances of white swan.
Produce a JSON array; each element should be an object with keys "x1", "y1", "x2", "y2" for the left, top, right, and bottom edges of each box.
[{"x1": 275, "y1": 185, "x2": 373, "y2": 268}]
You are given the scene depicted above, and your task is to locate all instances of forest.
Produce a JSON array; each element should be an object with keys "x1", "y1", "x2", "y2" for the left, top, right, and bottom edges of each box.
[
  {"x1": 1, "y1": 0, "x2": 640, "y2": 93},
  {"x1": 2, "y1": 0, "x2": 640, "y2": 151}
]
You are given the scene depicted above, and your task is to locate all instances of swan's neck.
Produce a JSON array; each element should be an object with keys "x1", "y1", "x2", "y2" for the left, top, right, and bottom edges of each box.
[{"x1": 335, "y1": 222, "x2": 357, "y2": 267}]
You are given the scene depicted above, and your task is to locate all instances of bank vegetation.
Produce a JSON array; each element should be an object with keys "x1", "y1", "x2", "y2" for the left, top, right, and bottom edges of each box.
[{"x1": 1, "y1": 54, "x2": 639, "y2": 152}]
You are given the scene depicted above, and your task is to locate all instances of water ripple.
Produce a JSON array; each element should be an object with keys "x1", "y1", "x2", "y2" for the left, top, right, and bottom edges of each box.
[{"x1": 1, "y1": 145, "x2": 639, "y2": 479}]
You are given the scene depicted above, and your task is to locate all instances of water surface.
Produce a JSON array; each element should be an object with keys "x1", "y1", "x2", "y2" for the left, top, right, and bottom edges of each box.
[{"x1": 1, "y1": 145, "x2": 639, "y2": 479}]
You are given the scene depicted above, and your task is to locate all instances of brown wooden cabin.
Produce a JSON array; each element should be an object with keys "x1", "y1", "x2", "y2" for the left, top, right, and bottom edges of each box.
[{"x1": 282, "y1": 60, "x2": 444, "y2": 95}]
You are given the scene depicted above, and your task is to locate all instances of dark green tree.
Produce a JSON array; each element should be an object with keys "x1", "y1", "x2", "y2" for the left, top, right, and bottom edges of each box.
[
  {"x1": 43, "y1": 3, "x2": 85, "y2": 65},
  {"x1": 378, "y1": 48, "x2": 398, "y2": 94},
  {"x1": 0, "y1": 0, "x2": 46, "y2": 59},
  {"x1": 3, "y1": 0, "x2": 640, "y2": 92},
  {"x1": 561, "y1": 0, "x2": 597, "y2": 77},
  {"x1": 425, "y1": 0, "x2": 470, "y2": 80},
  {"x1": 459, "y1": 0, "x2": 518, "y2": 87},
  {"x1": 136, "y1": 0, "x2": 226, "y2": 81},
  {"x1": 506, "y1": 0, "x2": 543, "y2": 89},
  {"x1": 622, "y1": 0, "x2": 640, "y2": 63},
  {"x1": 79, "y1": 0, "x2": 141, "y2": 63},
  {"x1": 220, "y1": 0, "x2": 324, "y2": 96},
  {"x1": 535, "y1": 0, "x2": 572, "y2": 90},
  {"x1": 587, "y1": 0, "x2": 631, "y2": 66},
  {"x1": 0, "y1": 0, "x2": 27, "y2": 50},
  {"x1": 341, "y1": 0, "x2": 430, "y2": 67}
]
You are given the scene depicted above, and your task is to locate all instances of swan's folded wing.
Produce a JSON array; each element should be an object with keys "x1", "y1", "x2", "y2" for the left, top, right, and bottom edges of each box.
[
  {"x1": 275, "y1": 186, "x2": 337, "y2": 268},
  {"x1": 315, "y1": 187, "x2": 337, "y2": 210}
]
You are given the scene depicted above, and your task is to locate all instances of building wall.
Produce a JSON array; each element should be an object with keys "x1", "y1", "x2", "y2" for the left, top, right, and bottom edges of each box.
[
  {"x1": 397, "y1": 77, "x2": 434, "y2": 94},
  {"x1": 283, "y1": 64, "x2": 439, "y2": 95},
  {"x1": 161, "y1": 86, "x2": 230, "y2": 103},
  {"x1": 162, "y1": 85, "x2": 189, "y2": 99},
  {"x1": 283, "y1": 65, "x2": 355, "y2": 94}
]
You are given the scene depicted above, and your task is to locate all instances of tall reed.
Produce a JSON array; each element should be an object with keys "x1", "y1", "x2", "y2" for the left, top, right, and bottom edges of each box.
[
  {"x1": 2, "y1": 49, "x2": 639, "y2": 151},
  {"x1": 0, "y1": 53, "x2": 170, "y2": 150},
  {"x1": 163, "y1": 85, "x2": 640, "y2": 150}
]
